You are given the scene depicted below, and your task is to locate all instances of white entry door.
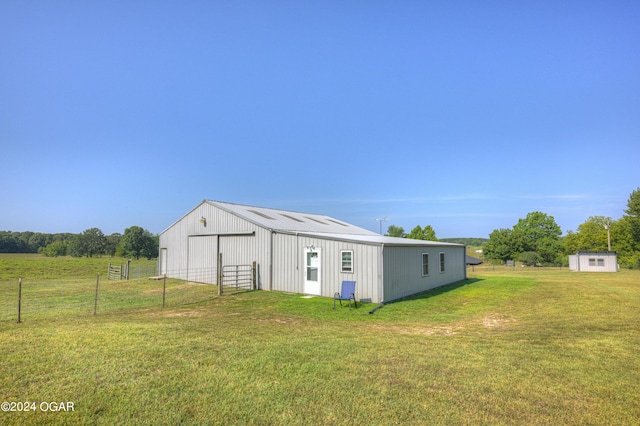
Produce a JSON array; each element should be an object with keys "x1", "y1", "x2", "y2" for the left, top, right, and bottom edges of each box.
[{"x1": 304, "y1": 247, "x2": 321, "y2": 295}]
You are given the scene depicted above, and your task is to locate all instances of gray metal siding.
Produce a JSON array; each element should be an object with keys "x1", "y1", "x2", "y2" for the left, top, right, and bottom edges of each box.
[
  {"x1": 220, "y1": 228, "x2": 271, "y2": 289},
  {"x1": 316, "y1": 238, "x2": 381, "y2": 304},
  {"x1": 271, "y1": 234, "x2": 382, "y2": 303},
  {"x1": 383, "y1": 245, "x2": 466, "y2": 302},
  {"x1": 159, "y1": 202, "x2": 271, "y2": 288},
  {"x1": 160, "y1": 201, "x2": 466, "y2": 304},
  {"x1": 271, "y1": 233, "x2": 300, "y2": 294},
  {"x1": 187, "y1": 236, "x2": 218, "y2": 284}
]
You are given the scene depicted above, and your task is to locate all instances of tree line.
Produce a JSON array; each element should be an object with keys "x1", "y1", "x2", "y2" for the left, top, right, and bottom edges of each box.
[
  {"x1": 0, "y1": 226, "x2": 158, "y2": 260},
  {"x1": 482, "y1": 188, "x2": 640, "y2": 268},
  {"x1": 385, "y1": 224, "x2": 439, "y2": 240},
  {"x1": 383, "y1": 187, "x2": 640, "y2": 269}
]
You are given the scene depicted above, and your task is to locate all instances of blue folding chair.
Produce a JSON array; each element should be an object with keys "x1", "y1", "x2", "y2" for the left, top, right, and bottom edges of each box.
[{"x1": 334, "y1": 280, "x2": 357, "y2": 309}]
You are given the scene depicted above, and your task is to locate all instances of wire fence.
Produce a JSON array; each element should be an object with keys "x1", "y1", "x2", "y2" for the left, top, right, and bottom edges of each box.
[
  {"x1": 0, "y1": 265, "x2": 256, "y2": 323},
  {"x1": 466, "y1": 263, "x2": 568, "y2": 273},
  {"x1": 112, "y1": 260, "x2": 159, "y2": 280}
]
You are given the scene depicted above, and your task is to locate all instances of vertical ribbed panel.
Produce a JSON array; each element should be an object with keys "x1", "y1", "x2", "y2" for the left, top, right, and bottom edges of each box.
[
  {"x1": 383, "y1": 245, "x2": 466, "y2": 302},
  {"x1": 159, "y1": 201, "x2": 466, "y2": 304},
  {"x1": 187, "y1": 236, "x2": 218, "y2": 284},
  {"x1": 270, "y1": 234, "x2": 382, "y2": 303}
]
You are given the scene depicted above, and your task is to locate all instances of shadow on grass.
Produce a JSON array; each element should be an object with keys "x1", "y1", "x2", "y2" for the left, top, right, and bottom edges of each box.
[{"x1": 382, "y1": 278, "x2": 484, "y2": 307}]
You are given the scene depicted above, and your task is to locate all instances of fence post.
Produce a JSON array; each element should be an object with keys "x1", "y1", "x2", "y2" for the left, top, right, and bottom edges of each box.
[
  {"x1": 126, "y1": 259, "x2": 131, "y2": 280},
  {"x1": 217, "y1": 253, "x2": 223, "y2": 296},
  {"x1": 94, "y1": 274, "x2": 100, "y2": 315},
  {"x1": 17, "y1": 278, "x2": 22, "y2": 324},
  {"x1": 252, "y1": 262, "x2": 257, "y2": 290},
  {"x1": 162, "y1": 275, "x2": 166, "y2": 308}
]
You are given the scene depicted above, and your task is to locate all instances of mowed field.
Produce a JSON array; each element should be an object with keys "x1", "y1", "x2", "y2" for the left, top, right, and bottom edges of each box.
[{"x1": 1, "y1": 255, "x2": 639, "y2": 425}]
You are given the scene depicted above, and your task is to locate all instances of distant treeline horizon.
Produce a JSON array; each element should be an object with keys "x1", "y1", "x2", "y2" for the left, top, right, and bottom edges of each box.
[
  {"x1": 0, "y1": 230, "x2": 488, "y2": 254},
  {"x1": 0, "y1": 231, "x2": 80, "y2": 254}
]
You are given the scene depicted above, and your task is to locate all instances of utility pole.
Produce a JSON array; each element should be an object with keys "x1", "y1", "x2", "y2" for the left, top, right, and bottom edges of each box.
[
  {"x1": 376, "y1": 216, "x2": 388, "y2": 235},
  {"x1": 604, "y1": 223, "x2": 612, "y2": 251}
]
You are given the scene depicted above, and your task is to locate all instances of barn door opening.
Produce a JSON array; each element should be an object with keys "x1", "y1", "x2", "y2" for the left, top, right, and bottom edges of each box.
[
  {"x1": 187, "y1": 236, "x2": 218, "y2": 284},
  {"x1": 304, "y1": 247, "x2": 321, "y2": 295}
]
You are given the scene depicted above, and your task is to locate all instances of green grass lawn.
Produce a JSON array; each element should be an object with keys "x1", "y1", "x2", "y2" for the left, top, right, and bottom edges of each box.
[
  {"x1": 1, "y1": 256, "x2": 639, "y2": 425},
  {"x1": 0, "y1": 255, "x2": 196, "y2": 322},
  {"x1": 0, "y1": 253, "x2": 158, "y2": 281}
]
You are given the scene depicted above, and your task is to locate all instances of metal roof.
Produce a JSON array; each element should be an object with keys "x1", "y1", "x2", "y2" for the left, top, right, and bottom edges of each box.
[
  {"x1": 292, "y1": 231, "x2": 464, "y2": 247},
  {"x1": 207, "y1": 200, "x2": 380, "y2": 236},
  {"x1": 162, "y1": 200, "x2": 464, "y2": 248},
  {"x1": 466, "y1": 255, "x2": 483, "y2": 265}
]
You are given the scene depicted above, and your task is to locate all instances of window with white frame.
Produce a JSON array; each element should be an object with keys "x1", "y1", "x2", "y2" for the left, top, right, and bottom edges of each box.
[
  {"x1": 439, "y1": 252, "x2": 445, "y2": 273},
  {"x1": 422, "y1": 253, "x2": 429, "y2": 276},
  {"x1": 341, "y1": 250, "x2": 353, "y2": 273},
  {"x1": 589, "y1": 258, "x2": 605, "y2": 267}
]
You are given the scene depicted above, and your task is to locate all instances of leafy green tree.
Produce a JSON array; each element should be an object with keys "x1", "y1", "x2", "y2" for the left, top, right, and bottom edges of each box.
[
  {"x1": 70, "y1": 228, "x2": 107, "y2": 257},
  {"x1": 41, "y1": 240, "x2": 69, "y2": 257},
  {"x1": 105, "y1": 233, "x2": 122, "y2": 257},
  {"x1": 0, "y1": 231, "x2": 74, "y2": 253},
  {"x1": 0, "y1": 231, "x2": 21, "y2": 253},
  {"x1": 120, "y1": 226, "x2": 157, "y2": 260},
  {"x1": 561, "y1": 188, "x2": 640, "y2": 269},
  {"x1": 519, "y1": 251, "x2": 541, "y2": 266},
  {"x1": 406, "y1": 225, "x2": 438, "y2": 241},
  {"x1": 562, "y1": 230, "x2": 578, "y2": 255},
  {"x1": 68, "y1": 235, "x2": 82, "y2": 257},
  {"x1": 385, "y1": 225, "x2": 406, "y2": 238},
  {"x1": 28, "y1": 233, "x2": 50, "y2": 253},
  {"x1": 485, "y1": 211, "x2": 562, "y2": 264},
  {"x1": 512, "y1": 211, "x2": 562, "y2": 263},
  {"x1": 18, "y1": 231, "x2": 34, "y2": 252},
  {"x1": 562, "y1": 216, "x2": 611, "y2": 254},
  {"x1": 623, "y1": 187, "x2": 640, "y2": 251},
  {"x1": 616, "y1": 188, "x2": 640, "y2": 268},
  {"x1": 611, "y1": 216, "x2": 639, "y2": 268},
  {"x1": 146, "y1": 235, "x2": 160, "y2": 259},
  {"x1": 625, "y1": 187, "x2": 640, "y2": 217},
  {"x1": 484, "y1": 228, "x2": 518, "y2": 262}
]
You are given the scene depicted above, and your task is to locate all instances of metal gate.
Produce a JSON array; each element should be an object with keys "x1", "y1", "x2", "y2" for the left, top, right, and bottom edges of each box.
[
  {"x1": 108, "y1": 261, "x2": 130, "y2": 280},
  {"x1": 221, "y1": 264, "x2": 256, "y2": 290}
]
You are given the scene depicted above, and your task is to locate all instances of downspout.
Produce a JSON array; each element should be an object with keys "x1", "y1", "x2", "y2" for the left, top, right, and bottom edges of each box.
[
  {"x1": 380, "y1": 243, "x2": 384, "y2": 303},
  {"x1": 370, "y1": 243, "x2": 385, "y2": 314},
  {"x1": 217, "y1": 234, "x2": 221, "y2": 296},
  {"x1": 464, "y1": 245, "x2": 468, "y2": 280},
  {"x1": 269, "y1": 230, "x2": 274, "y2": 291}
]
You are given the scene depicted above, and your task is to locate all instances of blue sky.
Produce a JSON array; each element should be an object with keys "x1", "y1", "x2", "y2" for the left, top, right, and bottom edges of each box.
[{"x1": 1, "y1": 1, "x2": 638, "y2": 238}]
